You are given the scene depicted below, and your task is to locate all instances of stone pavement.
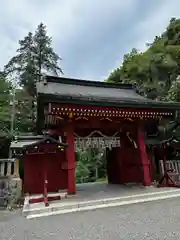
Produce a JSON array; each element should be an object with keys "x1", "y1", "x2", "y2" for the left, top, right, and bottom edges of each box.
[
  {"x1": 1, "y1": 198, "x2": 180, "y2": 239},
  {"x1": 23, "y1": 183, "x2": 180, "y2": 219}
]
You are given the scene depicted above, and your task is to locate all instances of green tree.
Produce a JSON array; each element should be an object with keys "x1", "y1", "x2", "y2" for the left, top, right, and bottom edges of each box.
[
  {"x1": 167, "y1": 76, "x2": 180, "y2": 102},
  {"x1": 4, "y1": 32, "x2": 36, "y2": 96},
  {"x1": 14, "y1": 89, "x2": 37, "y2": 134},
  {"x1": 33, "y1": 22, "x2": 63, "y2": 81},
  {"x1": 4, "y1": 22, "x2": 63, "y2": 97},
  {"x1": 75, "y1": 150, "x2": 92, "y2": 183},
  {"x1": 0, "y1": 72, "x2": 12, "y2": 137},
  {"x1": 3, "y1": 22, "x2": 63, "y2": 134},
  {"x1": 75, "y1": 148, "x2": 106, "y2": 183},
  {"x1": 106, "y1": 18, "x2": 180, "y2": 102},
  {"x1": 0, "y1": 75, "x2": 37, "y2": 139}
]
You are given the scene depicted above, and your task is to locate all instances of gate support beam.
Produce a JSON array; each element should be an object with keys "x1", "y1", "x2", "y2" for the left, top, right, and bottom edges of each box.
[
  {"x1": 65, "y1": 122, "x2": 76, "y2": 194},
  {"x1": 137, "y1": 124, "x2": 151, "y2": 186}
]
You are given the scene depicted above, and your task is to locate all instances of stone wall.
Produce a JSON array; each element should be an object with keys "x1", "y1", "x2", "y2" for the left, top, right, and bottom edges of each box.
[
  {"x1": 8, "y1": 177, "x2": 22, "y2": 209},
  {"x1": 0, "y1": 159, "x2": 22, "y2": 209},
  {"x1": 0, "y1": 176, "x2": 9, "y2": 209}
]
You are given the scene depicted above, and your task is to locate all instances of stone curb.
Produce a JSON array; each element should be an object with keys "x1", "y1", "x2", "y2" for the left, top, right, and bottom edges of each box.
[
  {"x1": 23, "y1": 192, "x2": 67, "y2": 216},
  {"x1": 24, "y1": 188, "x2": 180, "y2": 213},
  {"x1": 25, "y1": 190, "x2": 180, "y2": 219}
]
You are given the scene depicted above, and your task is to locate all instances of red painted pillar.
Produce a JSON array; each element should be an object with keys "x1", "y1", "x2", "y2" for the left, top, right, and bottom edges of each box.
[
  {"x1": 43, "y1": 155, "x2": 49, "y2": 206},
  {"x1": 137, "y1": 124, "x2": 151, "y2": 186},
  {"x1": 65, "y1": 122, "x2": 76, "y2": 194}
]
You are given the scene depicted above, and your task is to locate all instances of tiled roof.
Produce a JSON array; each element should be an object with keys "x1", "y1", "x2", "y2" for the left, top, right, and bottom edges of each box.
[
  {"x1": 36, "y1": 75, "x2": 180, "y2": 109},
  {"x1": 10, "y1": 135, "x2": 68, "y2": 149},
  {"x1": 37, "y1": 76, "x2": 148, "y2": 102}
]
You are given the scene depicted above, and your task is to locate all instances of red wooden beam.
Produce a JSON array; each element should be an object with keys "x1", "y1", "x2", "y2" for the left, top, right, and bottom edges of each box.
[
  {"x1": 50, "y1": 103, "x2": 173, "y2": 115},
  {"x1": 43, "y1": 158, "x2": 49, "y2": 207},
  {"x1": 50, "y1": 103, "x2": 174, "y2": 117},
  {"x1": 29, "y1": 195, "x2": 61, "y2": 204}
]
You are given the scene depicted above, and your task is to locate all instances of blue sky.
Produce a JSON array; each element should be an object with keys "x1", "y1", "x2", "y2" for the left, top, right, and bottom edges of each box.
[{"x1": 0, "y1": 0, "x2": 180, "y2": 81}]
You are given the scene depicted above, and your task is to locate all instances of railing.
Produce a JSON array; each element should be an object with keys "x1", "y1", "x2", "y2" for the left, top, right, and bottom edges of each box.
[
  {"x1": 0, "y1": 158, "x2": 19, "y2": 178},
  {"x1": 159, "y1": 160, "x2": 180, "y2": 182}
]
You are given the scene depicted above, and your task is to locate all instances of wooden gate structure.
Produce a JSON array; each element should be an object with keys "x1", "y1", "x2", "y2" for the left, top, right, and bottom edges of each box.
[{"x1": 32, "y1": 75, "x2": 180, "y2": 195}]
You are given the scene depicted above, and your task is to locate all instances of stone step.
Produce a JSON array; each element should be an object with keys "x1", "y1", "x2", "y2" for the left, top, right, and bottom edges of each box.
[{"x1": 24, "y1": 188, "x2": 180, "y2": 219}]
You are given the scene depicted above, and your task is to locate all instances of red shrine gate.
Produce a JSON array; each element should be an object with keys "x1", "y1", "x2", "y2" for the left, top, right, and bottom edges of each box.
[
  {"x1": 46, "y1": 106, "x2": 153, "y2": 194},
  {"x1": 31, "y1": 75, "x2": 179, "y2": 195}
]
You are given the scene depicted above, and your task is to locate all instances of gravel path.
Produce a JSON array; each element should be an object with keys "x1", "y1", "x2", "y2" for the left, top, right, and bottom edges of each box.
[{"x1": 1, "y1": 198, "x2": 180, "y2": 240}]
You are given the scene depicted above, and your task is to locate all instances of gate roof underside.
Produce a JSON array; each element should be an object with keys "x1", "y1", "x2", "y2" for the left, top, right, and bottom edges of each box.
[{"x1": 36, "y1": 75, "x2": 180, "y2": 109}]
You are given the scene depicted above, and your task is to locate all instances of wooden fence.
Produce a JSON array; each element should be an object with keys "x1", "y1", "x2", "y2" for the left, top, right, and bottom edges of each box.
[{"x1": 159, "y1": 160, "x2": 180, "y2": 182}]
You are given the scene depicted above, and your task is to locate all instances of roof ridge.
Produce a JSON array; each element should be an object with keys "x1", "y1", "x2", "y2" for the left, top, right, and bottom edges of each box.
[{"x1": 44, "y1": 75, "x2": 135, "y2": 90}]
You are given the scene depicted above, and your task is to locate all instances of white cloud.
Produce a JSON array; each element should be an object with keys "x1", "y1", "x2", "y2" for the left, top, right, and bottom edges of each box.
[{"x1": 0, "y1": 0, "x2": 180, "y2": 80}]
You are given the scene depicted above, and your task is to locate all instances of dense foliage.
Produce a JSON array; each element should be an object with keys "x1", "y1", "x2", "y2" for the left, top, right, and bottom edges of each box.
[
  {"x1": 75, "y1": 148, "x2": 107, "y2": 183},
  {"x1": 107, "y1": 18, "x2": 180, "y2": 102},
  {"x1": 0, "y1": 72, "x2": 12, "y2": 137},
  {"x1": 0, "y1": 22, "x2": 63, "y2": 157},
  {"x1": 1, "y1": 23, "x2": 62, "y2": 136}
]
